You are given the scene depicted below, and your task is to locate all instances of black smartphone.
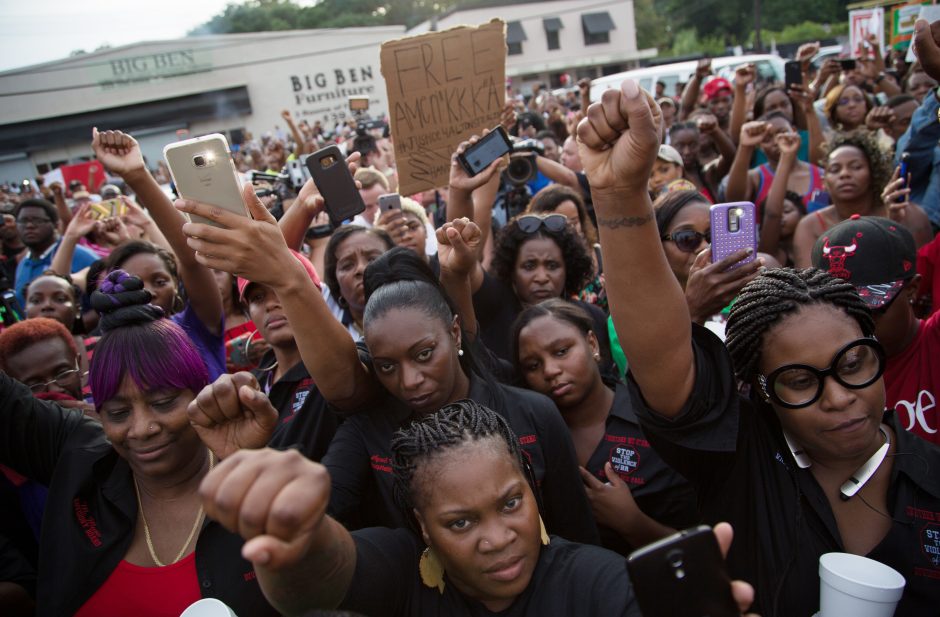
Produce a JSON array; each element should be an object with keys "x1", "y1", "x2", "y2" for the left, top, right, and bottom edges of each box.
[
  {"x1": 457, "y1": 127, "x2": 513, "y2": 177},
  {"x1": 594, "y1": 244, "x2": 603, "y2": 277},
  {"x1": 1, "y1": 289, "x2": 24, "y2": 327},
  {"x1": 839, "y1": 58, "x2": 857, "y2": 71},
  {"x1": 784, "y1": 60, "x2": 802, "y2": 89},
  {"x1": 627, "y1": 526, "x2": 739, "y2": 617},
  {"x1": 305, "y1": 145, "x2": 366, "y2": 226}
]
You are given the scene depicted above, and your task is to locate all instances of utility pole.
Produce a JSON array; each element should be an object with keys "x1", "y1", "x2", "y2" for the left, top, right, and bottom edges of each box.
[{"x1": 754, "y1": 0, "x2": 762, "y2": 52}]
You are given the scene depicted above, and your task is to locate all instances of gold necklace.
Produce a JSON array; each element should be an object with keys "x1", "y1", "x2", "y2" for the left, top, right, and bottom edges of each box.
[{"x1": 133, "y1": 450, "x2": 215, "y2": 567}]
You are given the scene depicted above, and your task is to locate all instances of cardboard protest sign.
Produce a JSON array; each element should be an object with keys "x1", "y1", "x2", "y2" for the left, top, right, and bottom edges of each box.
[{"x1": 381, "y1": 19, "x2": 506, "y2": 195}]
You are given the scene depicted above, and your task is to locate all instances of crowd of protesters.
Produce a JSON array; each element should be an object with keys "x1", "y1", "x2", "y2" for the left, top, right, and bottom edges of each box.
[{"x1": 2, "y1": 15, "x2": 940, "y2": 617}]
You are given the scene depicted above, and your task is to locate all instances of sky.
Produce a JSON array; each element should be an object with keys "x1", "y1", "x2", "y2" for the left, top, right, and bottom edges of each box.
[{"x1": 0, "y1": 0, "x2": 239, "y2": 71}]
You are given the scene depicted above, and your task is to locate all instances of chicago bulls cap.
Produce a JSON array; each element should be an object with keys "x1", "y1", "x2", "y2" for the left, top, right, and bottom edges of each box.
[{"x1": 810, "y1": 215, "x2": 916, "y2": 309}]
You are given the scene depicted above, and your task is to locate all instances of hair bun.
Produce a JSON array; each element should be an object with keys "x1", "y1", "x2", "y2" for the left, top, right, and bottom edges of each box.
[
  {"x1": 363, "y1": 247, "x2": 435, "y2": 301},
  {"x1": 91, "y1": 269, "x2": 164, "y2": 333}
]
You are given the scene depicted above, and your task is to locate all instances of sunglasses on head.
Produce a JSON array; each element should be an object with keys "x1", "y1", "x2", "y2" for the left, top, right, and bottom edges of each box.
[
  {"x1": 517, "y1": 214, "x2": 568, "y2": 234},
  {"x1": 661, "y1": 229, "x2": 710, "y2": 253}
]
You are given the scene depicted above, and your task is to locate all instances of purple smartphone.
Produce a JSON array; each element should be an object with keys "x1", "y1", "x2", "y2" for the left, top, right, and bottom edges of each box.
[{"x1": 710, "y1": 202, "x2": 757, "y2": 269}]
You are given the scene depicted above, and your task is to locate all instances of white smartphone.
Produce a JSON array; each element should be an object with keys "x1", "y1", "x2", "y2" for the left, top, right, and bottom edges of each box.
[{"x1": 164, "y1": 134, "x2": 247, "y2": 227}]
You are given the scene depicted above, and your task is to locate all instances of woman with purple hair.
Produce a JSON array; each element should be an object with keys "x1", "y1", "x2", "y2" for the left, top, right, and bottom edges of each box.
[{"x1": 0, "y1": 269, "x2": 280, "y2": 617}]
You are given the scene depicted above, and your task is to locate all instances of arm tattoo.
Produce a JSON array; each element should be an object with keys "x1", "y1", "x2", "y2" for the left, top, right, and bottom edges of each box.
[{"x1": 596, "y1": 212, "x2": 653, "y2": 229}]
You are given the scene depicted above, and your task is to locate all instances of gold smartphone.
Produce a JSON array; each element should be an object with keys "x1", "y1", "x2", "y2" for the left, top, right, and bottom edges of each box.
[{"x1": 163, "y1": 134, "x2": 246, "y2": 227}]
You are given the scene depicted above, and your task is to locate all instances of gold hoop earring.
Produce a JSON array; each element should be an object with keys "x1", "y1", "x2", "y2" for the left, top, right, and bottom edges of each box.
[
  {"x1": 171, "y1": 293, "x2": 185, "y2": 314},
  {"x1": 419, "y1": 546, "x2": 445, "y2": 593},
  {"x1": 245, "y1": 329, "x2": 277, "y2": 373}
]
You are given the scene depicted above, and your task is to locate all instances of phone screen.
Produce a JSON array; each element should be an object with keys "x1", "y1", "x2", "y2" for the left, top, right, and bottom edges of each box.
[{"x1": 460, "y1": 129, "x2": 511, "y2": 176}]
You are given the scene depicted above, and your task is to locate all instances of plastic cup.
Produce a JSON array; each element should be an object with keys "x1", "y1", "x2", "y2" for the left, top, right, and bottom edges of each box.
[
  {"x1": 179, "y1": 598, "x2": 238, "y2": 617},
  {"x1": 818, "y1": 552, "x2": 905, "y2": 617}
]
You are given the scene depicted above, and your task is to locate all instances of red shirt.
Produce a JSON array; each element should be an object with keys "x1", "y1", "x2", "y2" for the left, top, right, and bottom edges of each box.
[
  {"x1": 916, "y1": 233, "x2": 940, "y2": 316},
  {"x1": 884, "y1": 311, "x2": 940, "y2": 443},
  {"x1": 74, "y1": 552, "x2": 201, "y2": 617}
]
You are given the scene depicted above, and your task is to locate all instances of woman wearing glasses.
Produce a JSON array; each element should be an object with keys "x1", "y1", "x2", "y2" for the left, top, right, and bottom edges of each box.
[
  {"x1": 654, "y1": 189, "x2": 763, "y2": 326},
  {"x1": 579, "y1": 78, "x2": 940, "y2": 617},
  {"x1": 0, "y1": 270, "x2": 281, "y2": 617}
]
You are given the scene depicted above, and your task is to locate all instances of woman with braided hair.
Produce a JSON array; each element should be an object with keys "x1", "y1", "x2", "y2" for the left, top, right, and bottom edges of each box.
[
  {"x1": 0, "y1": 269, "x2": 281, "y2": 616},
  {"x1": 175, "y1": 190, "x2": 598, "y2": 543},
  {"x1": 579, "y1": 78, "x2": 940, "y2": 617},
  {"x1": 197, "y1": 399, "x2": 758, "y2": 616}
]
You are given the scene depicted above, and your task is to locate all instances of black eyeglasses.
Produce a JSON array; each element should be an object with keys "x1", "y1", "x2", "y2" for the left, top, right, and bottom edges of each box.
[
  {"x1": 516, "y1": 214, "x2": 568, "y2": 234},
  {"x1": 26, "y1": 366, "x2": 84, "y2": 393},
  {"x1": 661, "y1": 229, "x2": 710, "y2": 253},
  {"x1": 16, "y1": 216, "x2": 53, "y2": 227},
  {"x1": 758, "y1": 338, "x2": 885, "y2": 409}
]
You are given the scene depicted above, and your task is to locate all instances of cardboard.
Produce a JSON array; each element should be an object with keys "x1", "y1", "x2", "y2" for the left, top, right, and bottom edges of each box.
[{"x1": 381, "y1": 19, "x2": 506, "y2": 195}]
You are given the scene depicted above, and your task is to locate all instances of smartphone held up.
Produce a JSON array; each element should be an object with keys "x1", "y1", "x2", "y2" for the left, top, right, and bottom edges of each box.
[
  {"x1": 710, "y1": 202, "x2": 757, "y2": 269},
  {"x1": 305, "y1": 145, "x2": 366, "y2": 227},
  {"x1": 627, "y1": 526, "x2": 739, "y2": 617},
  {"x1": 457, "y1": 127, "x2": 513, "y2": 177},
  {"x1": 164, "y1": 133, "x2": 247, "y2": 228}
]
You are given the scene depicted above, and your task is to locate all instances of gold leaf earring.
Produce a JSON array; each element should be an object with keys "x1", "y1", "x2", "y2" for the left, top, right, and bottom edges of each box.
[
  {"x1": 539, "y1": 516, "x2": 550, "y2": 546},
  {"x1": 419, "y1": 546, "x2": 446, "y2": 594}
]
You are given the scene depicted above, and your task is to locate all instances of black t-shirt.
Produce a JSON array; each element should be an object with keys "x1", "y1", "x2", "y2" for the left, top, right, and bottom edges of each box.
[
  {"x1": 473, "y1": 271, "x2": 609, "y2": 365},
  {"x1": 323, "y1": 362, "x2": 599, "y2": 545},
  {"x1": 254, "y1": 354, "x2": 341, "y2": 462},
  {"x1": 628, "y1": 324, "x2": 940, "y2": 617},
  {"x1": 340, "y1": 528, "x2": 639, "y2": 617},
  {"x1": 583, "y1": 381, "x2": 698, "y2": 555}
]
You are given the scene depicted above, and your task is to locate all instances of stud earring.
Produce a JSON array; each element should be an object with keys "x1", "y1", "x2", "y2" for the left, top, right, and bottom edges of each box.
[{"x1": 457, "y1": 348, "x2": 464, "y2": 357}]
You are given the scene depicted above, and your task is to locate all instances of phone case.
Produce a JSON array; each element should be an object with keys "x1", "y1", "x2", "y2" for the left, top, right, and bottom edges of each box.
[
  {"x1": 710, "y1": 202, "x2": 757, "y2": 269},
  {"x1": 305, "y1": 145, "x2": 365, "y2": 226},
  {"x1": 784, "y1": 61, "x2": 802, "y2": 87},
  {"x1": 627, "y1": 526, "x2": 739, "y2": 617},
  {"x1": 457, "y1": 127, "x2": 513, "y2": 177},
  {"x1": 163, "y1": 134, "x2": 246, "y2": 228}
]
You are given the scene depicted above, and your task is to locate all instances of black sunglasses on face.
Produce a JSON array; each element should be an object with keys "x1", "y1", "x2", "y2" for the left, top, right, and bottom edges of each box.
[
  {"x1": 517, "y1": 214, "x2": 568, "y2": 234},
  {"x1": 758, "y1": 337, "x2": 885, "y2": 409},
  {"x1": 661, "y1": 229, "x2": 710, "y2": 253}
]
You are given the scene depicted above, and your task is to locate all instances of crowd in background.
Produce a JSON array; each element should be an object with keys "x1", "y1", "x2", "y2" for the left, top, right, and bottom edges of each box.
[{"x1": 3, "y1": 16, "x2": 940, "y2": 617}]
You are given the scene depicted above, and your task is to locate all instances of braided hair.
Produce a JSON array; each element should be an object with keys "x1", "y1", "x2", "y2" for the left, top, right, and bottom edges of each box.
[
  {"x1": 725, "y1": 268, "x2": 874, "y2": 383},
  {"x1": 391, "y1": 399, "x2": 524, "y2": 516}
]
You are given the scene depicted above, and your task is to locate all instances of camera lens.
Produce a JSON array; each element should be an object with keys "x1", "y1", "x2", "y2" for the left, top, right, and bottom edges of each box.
[
  {"x1": 505, "y1": 156, "x2": 536, "y2": 186},
  {"x1": 667, "y1": 549, "x2": 684, "y2": 568},
  {"x1": 193, "y1": 155, "x2": 206, "y2": 167}
]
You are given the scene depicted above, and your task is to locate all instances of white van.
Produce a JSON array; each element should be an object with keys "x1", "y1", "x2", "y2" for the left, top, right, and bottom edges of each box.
[{"x1": 590, "y1": 54, "x2": 786, "y2": 101}]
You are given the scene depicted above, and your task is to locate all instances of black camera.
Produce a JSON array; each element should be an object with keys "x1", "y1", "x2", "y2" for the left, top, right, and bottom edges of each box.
[{"x1": 502, "y1": 139, "x2": 545, "y2": 187}]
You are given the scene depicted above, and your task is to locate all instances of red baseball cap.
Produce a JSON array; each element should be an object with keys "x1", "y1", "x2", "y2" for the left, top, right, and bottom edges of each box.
[
  {"x1": 237, "y1": 250, "x2": 321, "y2": 302},
  {"x1": 702, "y1": 77, "x2": 733, "y2": 101}
]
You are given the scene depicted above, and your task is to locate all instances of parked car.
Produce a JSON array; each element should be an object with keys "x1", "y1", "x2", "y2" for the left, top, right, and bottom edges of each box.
[{"x1": 590, "y1": 54, "x2": 786, "y2": 101}]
